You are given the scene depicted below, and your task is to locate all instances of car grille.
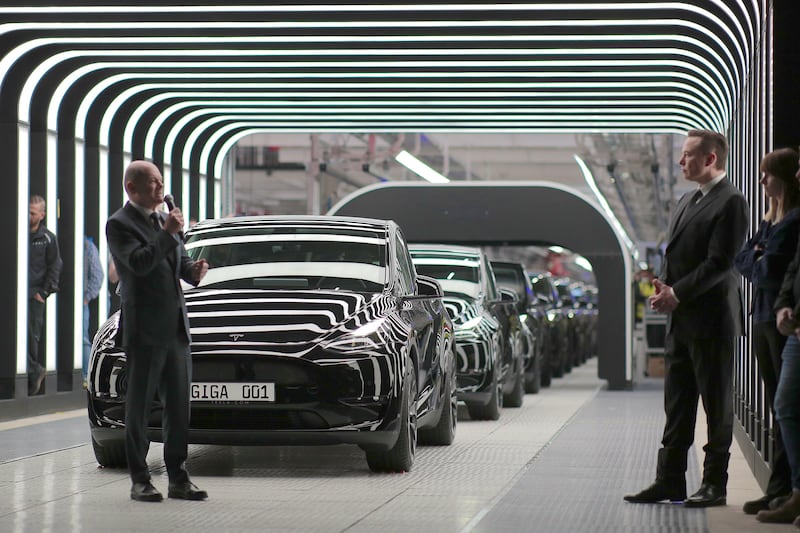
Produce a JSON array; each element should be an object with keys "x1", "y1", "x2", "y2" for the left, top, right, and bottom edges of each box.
[{"x1": 190, "y1": 407, "x2": 328, "y2": 430}]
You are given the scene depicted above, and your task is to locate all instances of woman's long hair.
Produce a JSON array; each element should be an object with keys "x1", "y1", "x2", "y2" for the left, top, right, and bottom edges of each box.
[{"x1": 762, "y1": 147, "x2": 800, "y2": 223}]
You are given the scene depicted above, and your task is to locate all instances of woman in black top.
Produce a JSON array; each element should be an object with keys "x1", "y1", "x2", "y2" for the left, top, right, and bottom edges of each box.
[{"x1": 735, "y1": 147, "x2": 800, "y2": 515}]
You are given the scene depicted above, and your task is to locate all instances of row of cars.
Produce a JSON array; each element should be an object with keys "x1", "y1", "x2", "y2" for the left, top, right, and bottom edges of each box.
[{"x1": 88, "y1": 215, "x2": 597, "y2": 473}]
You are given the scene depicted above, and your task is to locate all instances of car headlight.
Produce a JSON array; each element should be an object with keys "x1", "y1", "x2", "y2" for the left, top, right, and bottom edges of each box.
[
  {"x1": 546, "y1": 310, "x2": 558, "y2": 321},
  {"x1": 320, "y1": 318, "x2": 386, "y2": 354}
]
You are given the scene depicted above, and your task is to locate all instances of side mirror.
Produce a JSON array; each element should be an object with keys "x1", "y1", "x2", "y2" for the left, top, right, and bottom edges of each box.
[
  {"x1": 499, "y1": 287, "x2": 518, "y2": 303},
  {"x1": 416, "y1": 275, "x2": 443, "y2": 297}
]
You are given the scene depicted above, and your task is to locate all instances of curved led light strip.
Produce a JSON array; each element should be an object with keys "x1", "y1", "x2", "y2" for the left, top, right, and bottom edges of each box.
[
  {"x1": 9, "y1": 16, "x2": 747, "y2": 118},
  {"x1": 3, "y1": 0, "x2": 759, "y2": 376},
  {"x1": 36, "y1": 45, "x2": 735, "y2": 127}
]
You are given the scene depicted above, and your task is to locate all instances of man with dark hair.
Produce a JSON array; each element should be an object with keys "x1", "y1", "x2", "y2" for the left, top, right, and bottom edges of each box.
[
  {"x1": 624, "y1": 129, "x2": 749, "y2": 507},
  {"x1": 28, "y1": 194, "x2": 62, "y2": 395},
  {"x1": 107, "y1": 160, "x2": 208, "y2": 502}
]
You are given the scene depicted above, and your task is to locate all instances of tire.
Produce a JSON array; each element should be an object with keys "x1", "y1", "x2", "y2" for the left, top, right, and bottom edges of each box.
[
  {"x1": 540, "y1": 366, "x2": 552, "y2": 387},
  {"x1": 466, "y1": 366, "x2": 502, "y2": 421},
  {"x1": 366, "y1": 367, "x2": 418, "y2": 472},
  {"x1": 419, "y1": 360, "x2": 457, "y2": 446},
  {"x1": 91, "y1": 434, "x2": 127, "y2": 468},
  {"x1": 504, "y1": 361, "x2": 525, "y2": 407},
  {"x1": 524, "y1": 354, "x2": 541, "y2": 394}
]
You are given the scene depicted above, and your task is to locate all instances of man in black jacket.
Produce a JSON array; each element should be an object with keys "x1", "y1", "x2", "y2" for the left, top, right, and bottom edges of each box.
[
  {"x1": 28, "y1": 194, "x2": 62, "y2": 395},
  {"x1": 624, "y1": 130, "x2": 749, "y2": 508},
  {"x1": 107, "y1": 160, "x2": 208, "y2": 502}
]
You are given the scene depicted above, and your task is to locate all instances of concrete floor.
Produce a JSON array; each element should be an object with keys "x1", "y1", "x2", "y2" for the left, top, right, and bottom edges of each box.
[{"x1": 0, "y1": 358, "x2": 793, "y2": 532}]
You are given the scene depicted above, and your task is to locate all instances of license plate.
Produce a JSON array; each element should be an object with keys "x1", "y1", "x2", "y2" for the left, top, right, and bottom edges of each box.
[{"x1": 190, "y1": 382, "x2": 276, "y2": 402}]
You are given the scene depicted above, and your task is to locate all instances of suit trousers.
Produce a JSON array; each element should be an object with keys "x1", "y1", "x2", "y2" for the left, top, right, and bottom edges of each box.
[
  {"x1": 124, "y1": 338, "x2": 191, "y2": 485},
  {"x1": 657, "y1": 333, "x2": 734, "y2": 487},
  {"x1": 752, "y1": 321, "x2": 792, "y2": 496}
]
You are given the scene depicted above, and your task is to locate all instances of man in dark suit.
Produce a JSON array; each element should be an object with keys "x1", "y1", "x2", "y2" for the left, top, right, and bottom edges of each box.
[
  {"x1": 624, "y1": 129, "x2": 749, "y2": 507},
  {"x1": 107, "y1": 160, "x2": 209, "y2": 502}
]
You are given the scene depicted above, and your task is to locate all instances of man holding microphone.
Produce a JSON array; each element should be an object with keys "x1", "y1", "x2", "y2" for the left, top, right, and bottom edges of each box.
[{"x1": 106, "y1": 160, "x2": 209, "y2": 502}]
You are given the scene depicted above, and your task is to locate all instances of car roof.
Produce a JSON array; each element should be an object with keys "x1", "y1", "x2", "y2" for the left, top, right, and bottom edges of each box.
[
  {"x1": 189, "y1": 214, "x2": 393, "y2": 234},
  {"x1": 408, "y1": 243, "x2": 482, "y2": 256}
]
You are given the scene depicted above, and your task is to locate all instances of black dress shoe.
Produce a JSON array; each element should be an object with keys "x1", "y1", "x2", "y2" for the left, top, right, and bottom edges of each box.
[
  {"x1": 168, "y1": 481, "x2": 208, "y2": 500},
  {"x1": 130, "y1": 481, "x2": 163, "y2": 502},
  {"x1": 684, "y1": 483, "x2": 726, "y2": 508},
  {"x1": 624, "y1": 482, "x2": 686, "y2": 503},
  {"x1": 743, "y1": 494, "x2": 776, "y2": 514}
]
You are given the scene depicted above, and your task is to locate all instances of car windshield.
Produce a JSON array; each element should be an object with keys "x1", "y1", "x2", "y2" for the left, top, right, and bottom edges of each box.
[
  {"x1": 492, "y1": 266, "x2": 526, "y2": 298},
  {"x1": 185, "y1": 225, "x2": 387, "y2": 292},
  {"x1": 411, "y1": 256, "x2": 481, "y2": 299}
]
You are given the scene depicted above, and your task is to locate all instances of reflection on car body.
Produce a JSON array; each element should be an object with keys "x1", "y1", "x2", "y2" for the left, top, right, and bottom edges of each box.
[
  {"x1": 410, "y1": 244, "x2": 526, "y2": 421},
  {"x1": 490, "y1": 260, "x2": 543, "y2": 393},
  {"x1": 88, "y1": 215, "x2": 456, "y2": 473}
]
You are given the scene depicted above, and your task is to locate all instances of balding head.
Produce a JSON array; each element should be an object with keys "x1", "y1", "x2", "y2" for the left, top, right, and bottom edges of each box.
[{"x1": 124, "y1": 160, "x2": 164, "y2": 209}]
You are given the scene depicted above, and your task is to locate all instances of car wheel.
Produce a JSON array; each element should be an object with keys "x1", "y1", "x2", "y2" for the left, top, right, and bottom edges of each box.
[
  {"x1": 524, "y1": 354, "x2": 541, "y2": 394},
  {"x1": 366, "y1": 366, "x2": 418, "y2": 472},
  {"x1": 466, "y1": 365, "x2": 502, "y2": 421},
  {"x1": 504, "y1": 360, "x2": 525, "y2": 407},
  {"x1": 91, "y1": 434, "x2": 127, "y2": 468},
  {"x1": 419, "y1": 358, "x2": 457, "y2": 446},
  {"x1": 540, "y1": 363, "x2": 552, "y2": 387}
]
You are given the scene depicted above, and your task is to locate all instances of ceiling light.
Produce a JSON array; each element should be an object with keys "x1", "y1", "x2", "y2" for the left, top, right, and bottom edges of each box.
[{"x1": 395, "y1": 150, "x2": 450, "y2": 183}]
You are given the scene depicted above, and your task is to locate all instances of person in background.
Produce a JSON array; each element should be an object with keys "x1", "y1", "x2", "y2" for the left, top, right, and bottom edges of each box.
[
  {"x1": 28, "y1": 194, "x2": 62, "y2": 395},
  {"x1": 735, "y1": 147, "x2": 800, "y2": 515},
  {"x1": 757, "y1": 148, "x2": 800, "y2": 526},
  {"x1": 634, "y1": 268, "x2": 656, "y2": 323},
  {"x1": 83, "y1": 235, "x2": 104, "y2": 388},
  {"x1": 624, "y1": 129, "x2": 749, "y2": 508}
]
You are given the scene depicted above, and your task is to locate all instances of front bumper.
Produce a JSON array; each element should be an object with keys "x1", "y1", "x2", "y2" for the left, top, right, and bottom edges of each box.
[{"x1": 88, "y1": 350, "x2": 405, "y2": 450}]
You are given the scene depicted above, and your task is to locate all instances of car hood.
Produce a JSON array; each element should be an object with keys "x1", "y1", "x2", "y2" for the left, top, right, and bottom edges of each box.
[
  {"x1": 442, "y1": 295, "x2": 482, "y2": 325},
  {"x1": 185, "y1": 288, "x2": 387, "y2": 355}
]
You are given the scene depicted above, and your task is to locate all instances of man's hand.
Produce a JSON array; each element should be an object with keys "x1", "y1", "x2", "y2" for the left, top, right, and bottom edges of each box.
[
  {"x1": 649, "y1": 279, "x2": 678, "y2": 313},
  {"x1": 777, "y1": 307, "x2": 796, "y2": 336},
  {"x1": 191, "y1": 258, "x2": 209, "y2": 284},
  {"x1": 164, "y1": 207, "x2": 185, "y2": 235},
  {"x1": 34, "y1": 293, "x2": 45, "y2": 303}
]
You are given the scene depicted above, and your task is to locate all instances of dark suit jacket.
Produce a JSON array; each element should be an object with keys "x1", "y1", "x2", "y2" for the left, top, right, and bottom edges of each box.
[
  {"x1": 661, "y1": 178, "x2": 749, "y2": 338},
  {"x1": 106, "y1": 202, "x2": 196, "y2": 348}
]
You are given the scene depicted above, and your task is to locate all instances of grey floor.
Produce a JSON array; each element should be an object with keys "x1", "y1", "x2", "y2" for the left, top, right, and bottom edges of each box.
[{"x1": 0, "y1": 359, "x2": 791, "y2": 532}]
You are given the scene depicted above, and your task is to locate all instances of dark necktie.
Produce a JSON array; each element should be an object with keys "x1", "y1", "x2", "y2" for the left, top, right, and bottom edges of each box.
[
  {"x1": 673, "y1": 189, "x2": 703, "y2": 231},
  {"x1": 150, "y1": 212, "x2": 162, "y2": 232}
]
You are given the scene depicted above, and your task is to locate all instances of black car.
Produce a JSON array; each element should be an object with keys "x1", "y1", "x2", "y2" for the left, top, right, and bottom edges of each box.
[
  {"x1": 490, "y1": 260, "x2": 543, "y2": 393},
  {"x1": 409, "y1": 244, "x2": 526, "y2": 421},
  {"x1": 529, "y1": 272, "x2": 570, "y2": 380},
  {"x1": 553, "y1": 278, "x2": 583, "y2": 369},
  {"x1": 89, "y1": 215, "x2": 457, "y2": 473}
]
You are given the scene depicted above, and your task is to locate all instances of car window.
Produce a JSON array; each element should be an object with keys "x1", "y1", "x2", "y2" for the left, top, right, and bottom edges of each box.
[
  {"x1": 394, "y1": 233, "x2": 415, "y2": 295},
  {"x1": 185, "y1": 227, "x2": 387, "y2": 292},
  {"x1": 411, "y1": 252, "x2": 481, "y2": 299},
  {"x1": 484, "y1": 258, "x2": 498, "y2": 300}
]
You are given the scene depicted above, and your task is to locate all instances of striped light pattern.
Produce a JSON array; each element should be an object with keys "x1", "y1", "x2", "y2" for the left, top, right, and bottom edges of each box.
[{"x1": 0, "y1": 2, "x2": 762, "y2": 382}]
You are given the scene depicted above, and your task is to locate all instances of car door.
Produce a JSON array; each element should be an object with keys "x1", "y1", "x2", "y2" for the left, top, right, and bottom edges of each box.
[{"x1": 393, "y1": 232, "x2": 437, "y2": 412}]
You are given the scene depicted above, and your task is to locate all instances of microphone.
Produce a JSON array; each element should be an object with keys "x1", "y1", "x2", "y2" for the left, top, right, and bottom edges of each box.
[
  {"x1": 163, "y1": 194, "x2": 184, "y2": 240},
  {"x1": 164, "y1": 194, "x2": 176, "y2": 211}
]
